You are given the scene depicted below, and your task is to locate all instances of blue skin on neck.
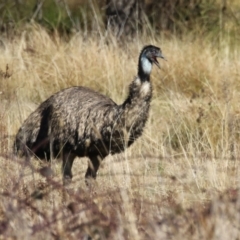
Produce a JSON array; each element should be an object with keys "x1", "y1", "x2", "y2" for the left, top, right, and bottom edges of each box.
[
  {"x1": 141, "y1": 56, "x2": 152, "y2": 75},
  {"x1": 138, "y1": 55, "x2": 152, "y2": 81}
]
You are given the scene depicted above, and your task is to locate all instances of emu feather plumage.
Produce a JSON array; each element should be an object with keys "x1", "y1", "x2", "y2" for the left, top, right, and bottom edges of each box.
[{"x1": 14, "y1": 45, "x2": 165, "y2": 184}]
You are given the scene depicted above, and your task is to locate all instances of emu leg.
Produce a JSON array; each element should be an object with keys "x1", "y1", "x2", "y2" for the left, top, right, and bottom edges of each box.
[
  {"x1": 62, "y1": 152, "x2": 76, "y2": 184},
  {"x1": 85, "y1": 155, "x2": 102, "y2": 185}
]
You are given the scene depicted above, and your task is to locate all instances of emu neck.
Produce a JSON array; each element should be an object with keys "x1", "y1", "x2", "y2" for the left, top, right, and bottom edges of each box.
[
  {"x1": 120, "y1": 76, "x2": 152, "y2": 130},
  {"x1": 116, "y1": 54, "x2": 153, "y2": 144},
  {"x1": 138, "y1": 56, "x2": 152, "y2": 81},
  {"x1": 117, "y1": 76, "x2": 152, "y2": 147},
  {"x1": 122, "y1": 54, "x2": 153, "y2": 111}
]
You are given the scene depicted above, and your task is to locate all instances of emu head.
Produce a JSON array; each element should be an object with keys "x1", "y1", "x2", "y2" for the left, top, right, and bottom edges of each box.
[{"x1": 139, "y1": 45, "x2": 165, "y2": 76}]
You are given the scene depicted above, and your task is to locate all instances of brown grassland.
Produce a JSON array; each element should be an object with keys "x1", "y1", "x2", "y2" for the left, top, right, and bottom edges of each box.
[{"x1": 0, "y1": 22, "x2": 240, "y2": 239}]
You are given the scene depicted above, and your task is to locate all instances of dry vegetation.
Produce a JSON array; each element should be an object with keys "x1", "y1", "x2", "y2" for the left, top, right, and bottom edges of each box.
[{"x1": 0, "y1": 23, "x2": 240, "y2": 239}]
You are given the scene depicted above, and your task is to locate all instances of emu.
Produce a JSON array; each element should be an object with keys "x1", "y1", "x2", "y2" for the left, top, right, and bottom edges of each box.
[{"x1": 14, "y1": 45, "x2": 165, "y2": 184}]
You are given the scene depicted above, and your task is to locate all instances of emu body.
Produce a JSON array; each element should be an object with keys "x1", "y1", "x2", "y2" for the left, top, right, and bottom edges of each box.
[{"x1": 14, "y1": 45, "x2": 165, "y2": 183}]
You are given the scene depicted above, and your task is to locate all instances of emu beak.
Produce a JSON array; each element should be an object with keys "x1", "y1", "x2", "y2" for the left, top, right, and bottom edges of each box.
[{"x1": 153, "y1": 53, "x2": 166, "y2": 69}]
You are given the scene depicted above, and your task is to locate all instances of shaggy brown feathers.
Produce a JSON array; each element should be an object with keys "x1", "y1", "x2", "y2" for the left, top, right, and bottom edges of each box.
[{"x1": 14, "y1": 45, "x2": 165, "y2": 184}]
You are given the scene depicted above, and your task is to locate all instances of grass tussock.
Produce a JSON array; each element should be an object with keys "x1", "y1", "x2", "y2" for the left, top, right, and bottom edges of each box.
[{"x1": 0, "y1": 25, "x2": 240, "y2": 239}]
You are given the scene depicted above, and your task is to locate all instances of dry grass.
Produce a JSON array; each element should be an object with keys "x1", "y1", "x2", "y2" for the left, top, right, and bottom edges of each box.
[{"x1": 0, "y1": 24, "x2": 240, "y2": 239}]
